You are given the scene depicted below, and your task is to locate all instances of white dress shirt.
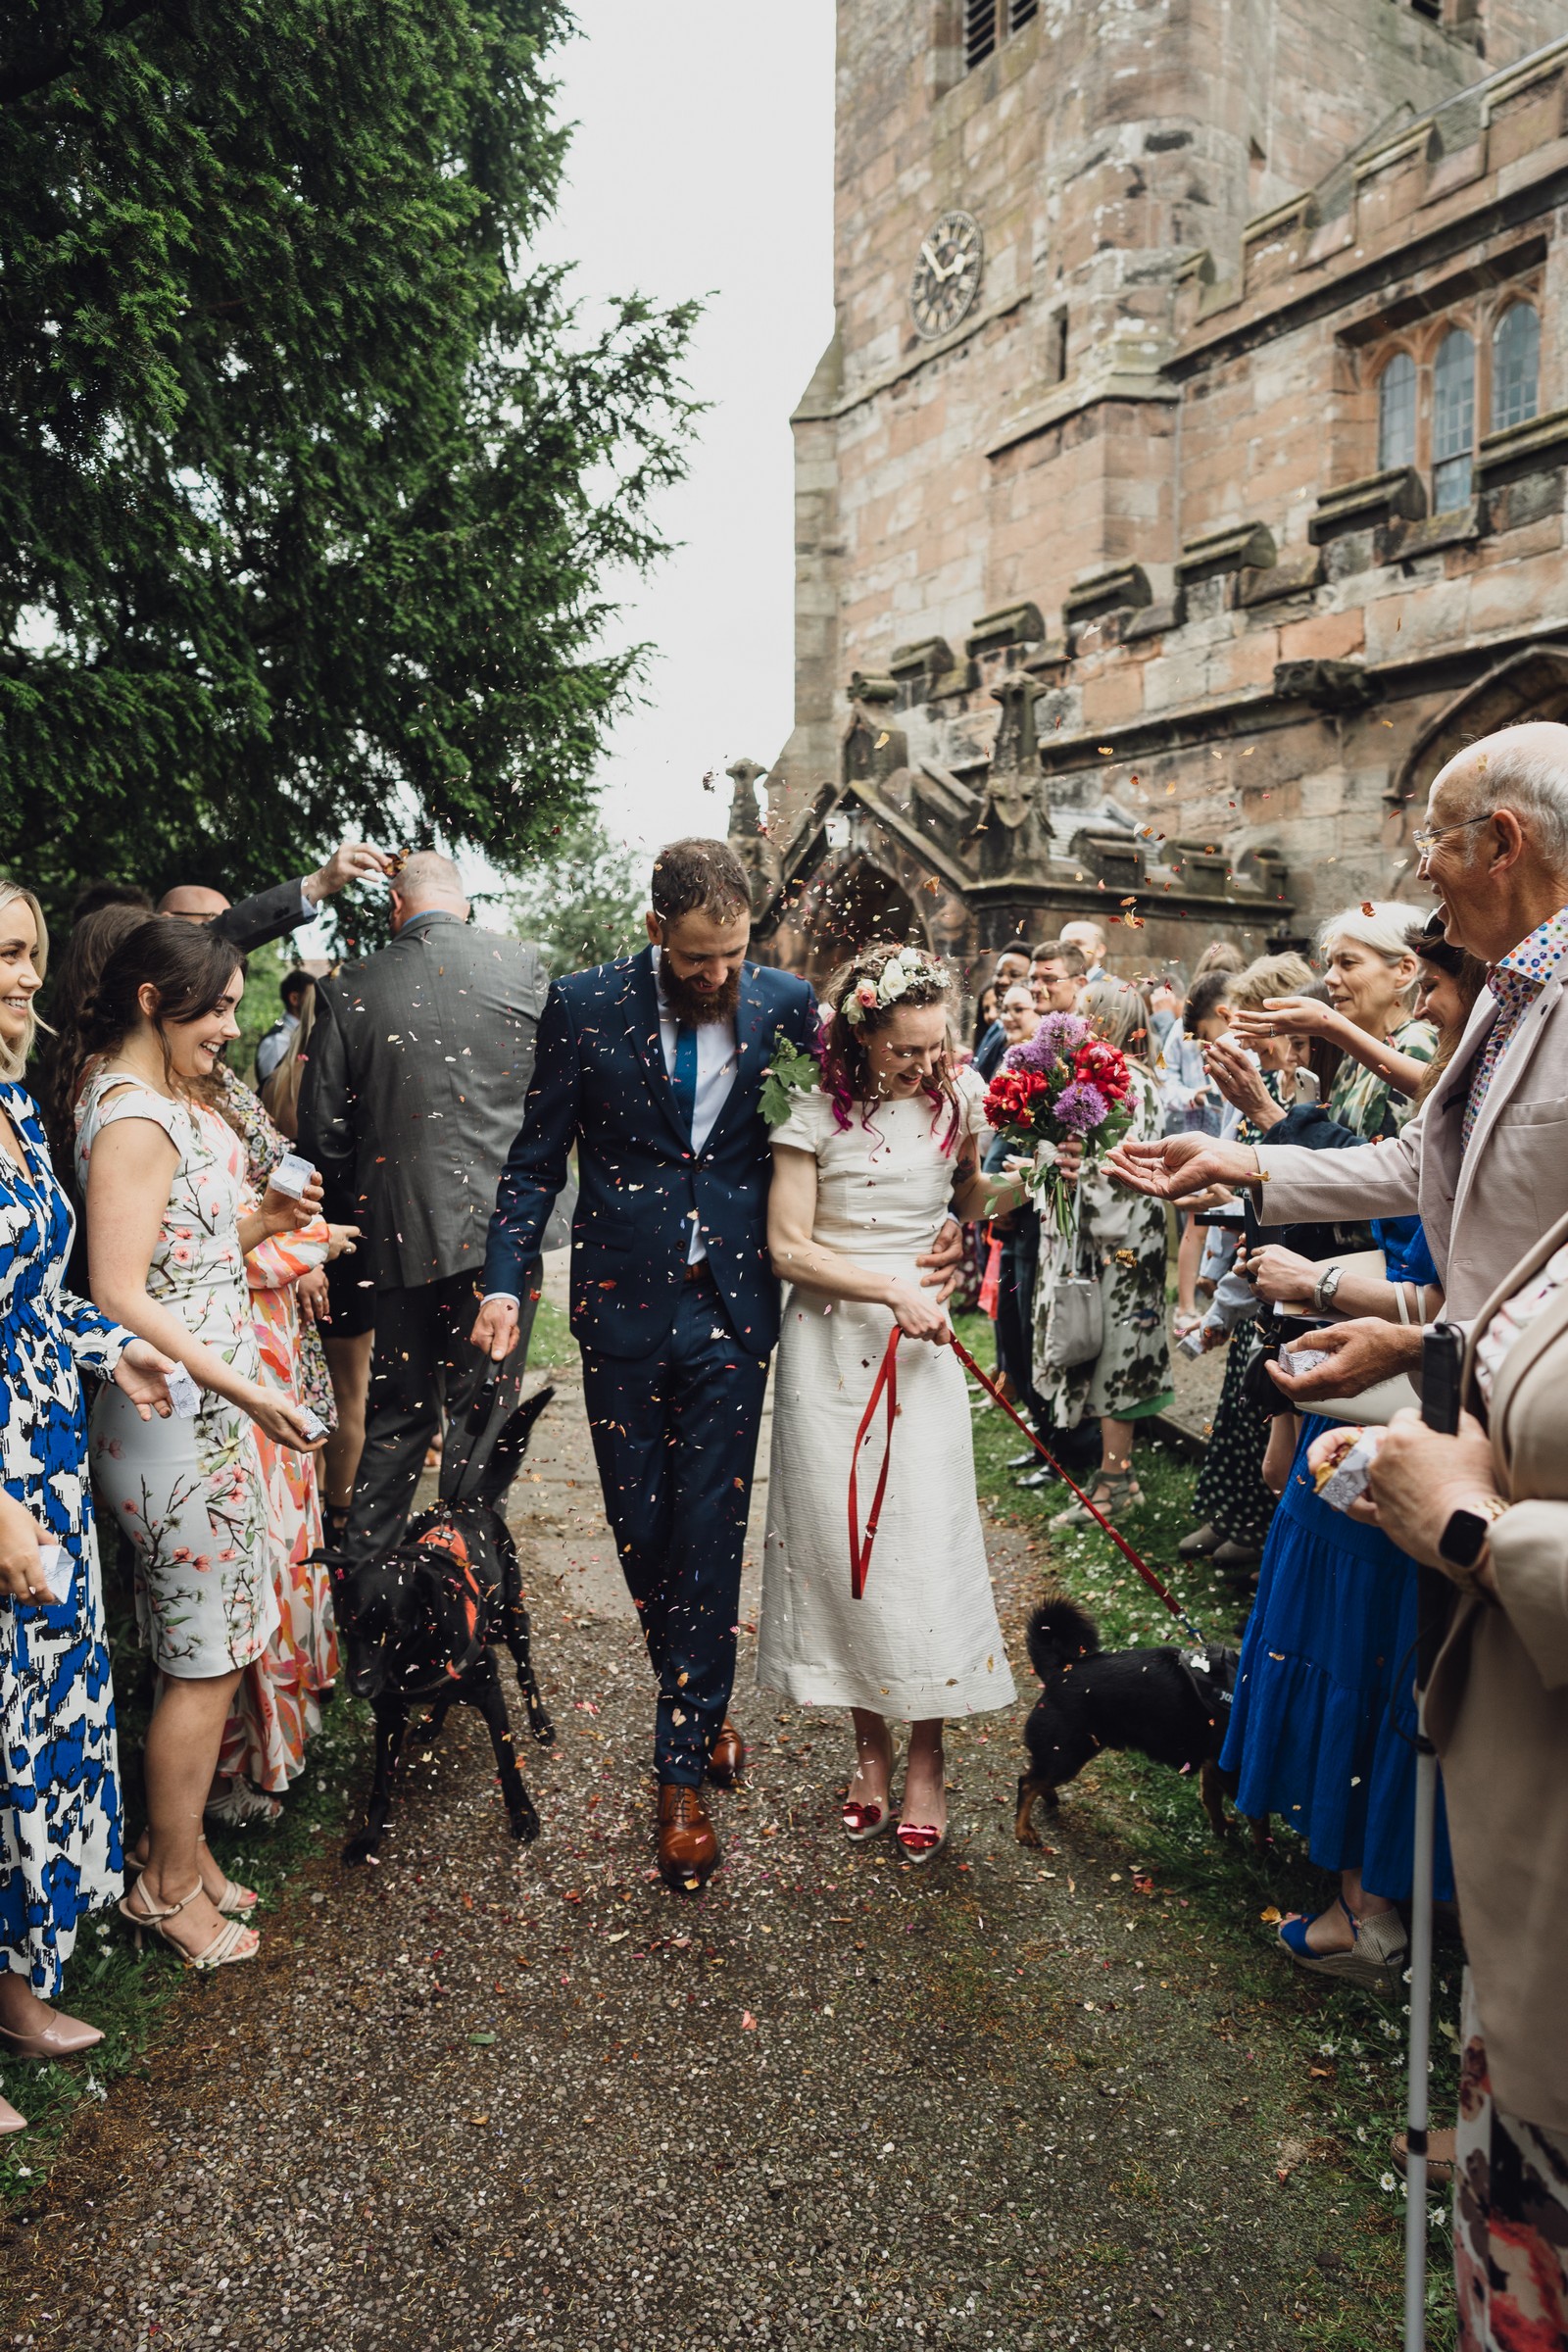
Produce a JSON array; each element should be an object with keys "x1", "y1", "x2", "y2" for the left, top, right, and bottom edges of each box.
[{"x1": 652, "y1": 945, "x2": 740, "y2": 1263}]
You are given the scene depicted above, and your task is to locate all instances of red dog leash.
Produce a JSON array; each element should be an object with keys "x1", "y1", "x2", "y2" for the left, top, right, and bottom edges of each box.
[{"x1": 849, "y1": 1325, "x2": 1206, "y2": 1645}]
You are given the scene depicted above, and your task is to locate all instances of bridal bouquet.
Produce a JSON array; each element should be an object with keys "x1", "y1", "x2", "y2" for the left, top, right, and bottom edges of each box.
[{"x1": 983, "y1": 1011, "x2": 1136, "y2": 1235}]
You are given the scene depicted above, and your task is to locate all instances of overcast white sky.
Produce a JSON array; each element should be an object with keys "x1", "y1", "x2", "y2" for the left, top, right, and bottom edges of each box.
[{"x1": 539, "y1": 1, "x2": 837, "y2": 858}]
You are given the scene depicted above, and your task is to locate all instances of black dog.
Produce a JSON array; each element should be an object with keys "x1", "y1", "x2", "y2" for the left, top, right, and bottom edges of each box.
[
  {"x1": 327, "y1": 1388, "x2": 557, "y2": 1864},
  {"x1": 1014, "y1": 1595, "x2": 1264, "y2": 1849}
]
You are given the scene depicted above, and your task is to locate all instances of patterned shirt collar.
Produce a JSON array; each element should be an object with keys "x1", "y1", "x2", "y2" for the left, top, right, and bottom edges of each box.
[{"x1": 1487, "y1": 904, "x2": 1568, "y2": 1006}]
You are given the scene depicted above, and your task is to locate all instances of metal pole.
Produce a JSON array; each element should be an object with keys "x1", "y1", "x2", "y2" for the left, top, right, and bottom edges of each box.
[{"x1": 1404, "y1": 1323, "x2": 1463, "y2": 2352}]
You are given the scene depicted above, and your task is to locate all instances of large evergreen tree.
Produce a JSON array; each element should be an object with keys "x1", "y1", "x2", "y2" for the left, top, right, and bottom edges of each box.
[{"x1": 0, "y1": 1, "x2": 699, "y2": 918}]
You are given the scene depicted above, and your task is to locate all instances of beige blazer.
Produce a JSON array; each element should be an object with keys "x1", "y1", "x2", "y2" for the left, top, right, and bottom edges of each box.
[
  {"x1": 1257, "y1": 961, "x2": 1568, "y2": 1319},
  {"x1": 1424, "y1": 1205, "x2": 1568, "y2": 2132}
]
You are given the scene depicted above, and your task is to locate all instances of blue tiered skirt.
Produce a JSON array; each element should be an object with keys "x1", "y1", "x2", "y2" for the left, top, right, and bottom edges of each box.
[{"x1": 1221, "y1": 1415, "x2": 1454, "y2": 1901}]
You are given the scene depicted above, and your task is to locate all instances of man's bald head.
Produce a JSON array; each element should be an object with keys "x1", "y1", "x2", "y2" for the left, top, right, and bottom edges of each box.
[
  {"x1": 390, "y1": 850, "x2": 468, "y2": 933},
  {"x1": 1431, "y1": 720, "x2": 1568, "y2": 873},
  {"x1": 158, "y1": 884, "x2": 232, "y2": 926}
]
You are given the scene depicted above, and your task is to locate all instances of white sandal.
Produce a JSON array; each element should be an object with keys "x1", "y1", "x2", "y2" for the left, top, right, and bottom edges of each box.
[{"x1": 118, "y1": 1880, "x2": 260, "y2": 1971}]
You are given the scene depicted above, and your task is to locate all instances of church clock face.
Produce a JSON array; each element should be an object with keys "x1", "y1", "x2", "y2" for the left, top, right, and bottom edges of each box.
[{"x1": 908, "y1": 210, "x2": 984, "y2": 340}]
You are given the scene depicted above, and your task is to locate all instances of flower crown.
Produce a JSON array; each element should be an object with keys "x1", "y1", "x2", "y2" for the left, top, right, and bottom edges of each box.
[{"x1": 840, "y1": 945, "x2": 948, "y2": 1026}]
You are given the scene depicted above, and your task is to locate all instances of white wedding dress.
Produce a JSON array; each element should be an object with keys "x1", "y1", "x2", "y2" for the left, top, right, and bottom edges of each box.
[{"x1": 757, "y1": 1068, "x2": 1016, "y2": 1721}]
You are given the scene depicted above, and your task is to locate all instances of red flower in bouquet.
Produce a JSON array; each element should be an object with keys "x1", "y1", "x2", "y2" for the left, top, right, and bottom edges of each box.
[
  {"x1": 983, "y1": 1067, "x2": 1050, "y2": 1128},
  {"x1": 1070, "y1": 1038, "x2": 1132, "y2": 1105}
]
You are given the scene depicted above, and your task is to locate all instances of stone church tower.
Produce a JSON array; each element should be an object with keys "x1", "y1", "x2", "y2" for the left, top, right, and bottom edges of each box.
[{"x1": 739, "y1": 0, "x2": 1568, "y2": 984}]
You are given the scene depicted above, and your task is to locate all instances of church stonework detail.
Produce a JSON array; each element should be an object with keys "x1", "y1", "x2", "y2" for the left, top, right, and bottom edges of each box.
[{"x1": 734, "y1": 0, "x2": 1568, "y2": 986}]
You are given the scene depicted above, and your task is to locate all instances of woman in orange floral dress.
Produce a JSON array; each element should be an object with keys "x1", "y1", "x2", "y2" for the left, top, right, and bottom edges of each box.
[{"x1": 212, "y1": 1072, "x2": 357, "y2": 1817}]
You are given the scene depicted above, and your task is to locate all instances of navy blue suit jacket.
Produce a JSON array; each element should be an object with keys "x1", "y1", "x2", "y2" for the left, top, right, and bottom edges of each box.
[{"x1": 482, "y1": 947, "x2": 818, "y2": 1360}]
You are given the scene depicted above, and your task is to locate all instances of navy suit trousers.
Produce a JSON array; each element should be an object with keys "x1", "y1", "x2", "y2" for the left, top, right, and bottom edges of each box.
[{"x1": 580, "y1": 1271, "x2": 769, "y2": 1788}]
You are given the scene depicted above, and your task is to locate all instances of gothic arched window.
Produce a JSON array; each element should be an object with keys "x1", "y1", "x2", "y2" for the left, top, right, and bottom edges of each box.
[
  {"x1": 1432, "y1": 328, "x2": 1476, "y2": 511},
  {"x1": 1377, "y1": 352, "x2": 1417, "y2": 472},
  {"x1": 1493, "y1": 304, "x2": 1541, "y2": 435}
]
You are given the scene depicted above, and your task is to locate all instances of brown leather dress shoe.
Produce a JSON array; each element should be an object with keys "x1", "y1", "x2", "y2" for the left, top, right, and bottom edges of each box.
[
  {"x1": 706, "y1": 1717, "x2": 746, "y2": 1788},
  {"x1": 658, "y1": 1784, "x2": 720, "y2": 1892}
]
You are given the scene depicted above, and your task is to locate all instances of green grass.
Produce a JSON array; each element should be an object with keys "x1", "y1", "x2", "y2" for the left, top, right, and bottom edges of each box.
[
  {"x1": 956, "y1": 1309, "x2": 1461, "y2": 2351},
  {"x1": 528, "y1": 1289, "x2": 571, "y2": 1373}
]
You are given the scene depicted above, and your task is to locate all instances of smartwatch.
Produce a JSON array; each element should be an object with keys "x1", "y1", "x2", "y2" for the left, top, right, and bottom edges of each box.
[{"x1": 1438, "y1": 1496, "x2": 1507, "y2": 1576}]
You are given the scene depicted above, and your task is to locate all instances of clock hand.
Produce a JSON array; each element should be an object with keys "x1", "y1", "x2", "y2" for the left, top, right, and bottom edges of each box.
[{"x1": 921, "y1": 241, "x2": 948, "y2": 279}]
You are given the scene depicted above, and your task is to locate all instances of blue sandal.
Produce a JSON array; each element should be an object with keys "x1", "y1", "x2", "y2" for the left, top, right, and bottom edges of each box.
[{"x1": 1278, "y1": 1895, "x2": 1407, "y2": 1988}]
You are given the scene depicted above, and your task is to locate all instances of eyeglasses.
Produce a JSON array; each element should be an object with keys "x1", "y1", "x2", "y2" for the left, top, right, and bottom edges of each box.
[{"x1": 1411, "y1": 811, "x2": 1494, "y2": 859}]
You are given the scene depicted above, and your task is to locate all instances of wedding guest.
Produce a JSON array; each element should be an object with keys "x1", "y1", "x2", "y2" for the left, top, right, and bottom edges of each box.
[
  {"x1": 39, "y1": 900, "x2": 153, "y2": 1210},
  {"x1": 254, "y1": 968, "x2": 311, "y2": 1087},
  {"x1": 0, "y1": 879, "x2": 174, "y2": 2132},
  {"x1": 1034, "y1": 980, "x2": 1172, "y2": 1530},
  {"x1": 302, "y1": 852, "x2": 552, "y2": 1555},
  {"x1": 287, "y1": 984, "x2": 375, "y2": 1540},
  {"x1": 1029, "y1": 939, "x2": 1086, "y2": 1014},
  {"x1": 157, "y1": 839, "x2": 394, "y2": 955},
  {"x1": 1336, "y1": 1210, "x2": 1568, "y2": 2350},
  {"x1": 210, "y1": 1071, "x2": 354, "y2": 1820},
  {"x1": 760, "y1": 943, "x2": 1022, "y2": 1859},
  {"x1": 1191, "y1": 906, "x2": 1440, "y2": 1982},
  {"x1": 1058, "y1": 920, "x2": 1106, "y2": 983},
  {"x1": 1179, "y1": 952, "x2": 1313, "y2": 1575},
  {"x1": 74, "y1": 921, "x2": 316, "y2": 1971},
  {"x1": 986, "y1": 987, "x2": 1051, "y2": 1478},
  {"x1": 971, "y1": 947, "x2": 1031, "y2": 1079}
]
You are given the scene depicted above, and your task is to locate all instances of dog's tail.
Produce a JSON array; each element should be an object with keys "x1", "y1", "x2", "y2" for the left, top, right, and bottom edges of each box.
[{"x1": 1026, "y1": 1593, "x2": 1101, "y2": 1682}]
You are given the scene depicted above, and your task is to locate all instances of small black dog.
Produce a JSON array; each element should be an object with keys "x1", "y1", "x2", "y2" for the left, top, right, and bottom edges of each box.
[
  {"x1": 1015, "y1": 1595, "x2": 1264, "y2": 1848},
  {"x1": 327, "y1": 1388, "x2": 557, "y2": 1864}
]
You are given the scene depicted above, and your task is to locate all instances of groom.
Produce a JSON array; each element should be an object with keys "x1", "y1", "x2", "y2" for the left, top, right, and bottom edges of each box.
[{"x1": 473, "y1": 838, "x2": 959, "y2": 1889}]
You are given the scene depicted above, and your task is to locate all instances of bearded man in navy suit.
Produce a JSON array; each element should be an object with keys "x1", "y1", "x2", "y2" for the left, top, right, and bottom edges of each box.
[{"x1": 474, "y1": 838, "x2": 962, "y2": 1888}]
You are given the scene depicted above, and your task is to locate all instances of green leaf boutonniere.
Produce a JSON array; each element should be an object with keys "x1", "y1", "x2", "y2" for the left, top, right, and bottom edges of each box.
[{"x1": 760, "y1": 1028, "x2": 824, "y2": 1129}]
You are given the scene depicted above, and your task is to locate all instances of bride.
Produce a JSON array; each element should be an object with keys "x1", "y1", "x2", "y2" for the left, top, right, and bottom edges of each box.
[{"x1": 759, "y1": 941, "x2": 1022, "y2": 1862}]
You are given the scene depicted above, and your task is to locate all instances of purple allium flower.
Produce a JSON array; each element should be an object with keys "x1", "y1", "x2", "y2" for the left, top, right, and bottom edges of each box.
[
  {"x1": 1004, "y1": 1010, "x2": 1090, "y2": 1075},
  {"x1": 1054, "y1": 1080, "x2": 1108, "y2": 1136}
]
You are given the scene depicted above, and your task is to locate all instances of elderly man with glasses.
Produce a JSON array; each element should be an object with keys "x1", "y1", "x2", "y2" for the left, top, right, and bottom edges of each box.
[{"x1": 1105, "y1": 718, "x2": 1568, "y2": 1402}]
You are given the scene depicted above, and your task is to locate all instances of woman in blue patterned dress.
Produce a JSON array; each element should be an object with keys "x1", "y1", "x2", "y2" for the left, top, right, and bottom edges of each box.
[{"x1": 0, "y1": 880, "x2": 175, "y2": 2137}]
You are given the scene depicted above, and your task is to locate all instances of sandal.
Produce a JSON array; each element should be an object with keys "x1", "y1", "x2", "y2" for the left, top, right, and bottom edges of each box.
[
  {"x1": 1394, "y1": 2126, "x2": 1456, "y2": 2189},
  {"x1": 203, "y1": 1777, "x2": 282, "y2": 1833},
  {"x1": 1050, "y1": 1469, "x2": 1143, "y2": 1532},
  {"x1": 126, "y1": 1840, "x2": 257, "y2": 1917},
  {"x1": 117, "y1": 1880, "x2": 260, "y2": 1972},
  {"x1": 1278, "y1": 1897, "x2": 1407, "y2": 1989}
]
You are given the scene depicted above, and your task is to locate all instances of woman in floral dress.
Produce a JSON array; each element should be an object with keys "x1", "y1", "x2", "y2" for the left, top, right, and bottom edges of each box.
[
  {"x1": 74, "y1": 922, "x2": 316, "y2": 1972},
  {"x1": 215, "y1": 1071, "x2": 350, "y2": 1808},
  {"x1": 1033, "y1": 980, "x2": 1174, "y2": 1528},
  {"x1": 0, "y1": 880, "x2": 175, "y2": 2132}
]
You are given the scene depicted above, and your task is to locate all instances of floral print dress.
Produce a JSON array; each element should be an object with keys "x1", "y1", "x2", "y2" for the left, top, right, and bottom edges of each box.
[
  {"x1": 0, "y1": 1083, "x2": 132, "y2": 1994},
  {"x1": 1031, "y1": 1063, "x2": 1174, "y2": 1432},
  {"x1": 77, "y1": 1070, "x2": 277, "y2": 1678},
  {"x1": 216, "y1": 1073, "x2": 338, "y2": 1792}
]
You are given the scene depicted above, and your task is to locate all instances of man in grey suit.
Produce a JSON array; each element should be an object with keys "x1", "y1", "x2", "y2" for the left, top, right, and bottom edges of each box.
[{"x1": 299, "y1": 851, "x2": 551, "y2": 1554}]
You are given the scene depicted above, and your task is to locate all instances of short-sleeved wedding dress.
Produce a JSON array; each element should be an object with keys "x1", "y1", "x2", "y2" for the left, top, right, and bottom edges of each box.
[{"x1": 757, "y1": 1067, "x2": 1016, "y2": 1721}]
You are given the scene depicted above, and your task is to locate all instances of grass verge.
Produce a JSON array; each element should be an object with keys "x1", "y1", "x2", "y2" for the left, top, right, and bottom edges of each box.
[{"x1": 956, "y1": 1309, "x2": 1461, "y2": 2352}]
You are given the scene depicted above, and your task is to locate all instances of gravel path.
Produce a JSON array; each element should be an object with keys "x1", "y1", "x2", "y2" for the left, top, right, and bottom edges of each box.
[{"x1": 2, "y1": 1294, "x2": 1362, "y2": 2351}]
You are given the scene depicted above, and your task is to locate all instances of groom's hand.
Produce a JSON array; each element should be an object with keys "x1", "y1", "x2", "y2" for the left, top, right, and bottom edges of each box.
[
  {"x1": 918, "y1": 1215, "x2": 965, "y2": 1302},
  {"x1": 470, "y1": 1296, "x2": 519, "y2": 1362}
]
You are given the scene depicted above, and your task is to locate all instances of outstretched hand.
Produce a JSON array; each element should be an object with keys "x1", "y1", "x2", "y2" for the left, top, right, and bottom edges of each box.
[{"x1": 1105, "y1": 1134, "x2": 1260, "y2": 1200}]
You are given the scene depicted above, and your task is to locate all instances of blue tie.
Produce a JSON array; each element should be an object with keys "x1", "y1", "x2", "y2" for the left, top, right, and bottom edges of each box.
[{"x1": 671, "y1": 1021, "x2": 698, "y2": 1137}]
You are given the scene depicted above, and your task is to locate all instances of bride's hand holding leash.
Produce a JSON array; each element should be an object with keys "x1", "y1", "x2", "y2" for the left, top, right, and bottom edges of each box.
[{"x1": 885, "y1": 1278, "x2": 952, "y2": 1345}]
